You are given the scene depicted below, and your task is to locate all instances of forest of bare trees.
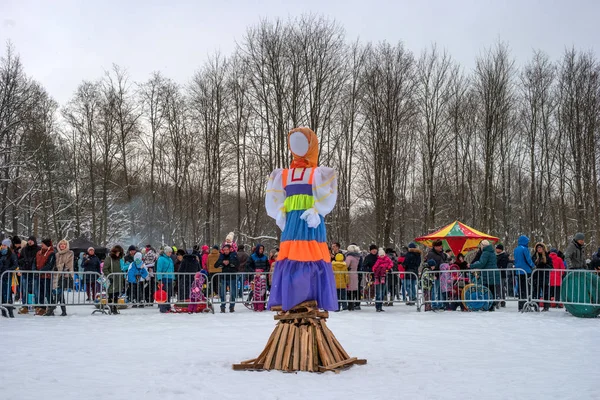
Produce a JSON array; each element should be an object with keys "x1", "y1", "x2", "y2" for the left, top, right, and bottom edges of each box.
[{"x1": 1, "y1": 15, "x2": 600, "y2": 252}]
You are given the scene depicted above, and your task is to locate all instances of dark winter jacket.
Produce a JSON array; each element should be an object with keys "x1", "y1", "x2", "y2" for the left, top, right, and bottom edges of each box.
[
  {"x1": 247, "y1": 245, "x2": 268, "y2": 272},
  {"x1": 179, "y1": 254, "x2": 200, "y2": 274},
  {"x1": 564, "y1": 239, "x2": 585, "y2": 270},
  {"x1": 496, "y1": 252, "x2": 509, "y2": 269},
  {"x1": 83, "y1": 254, "x2": 101, "y2": 274},
  {"x1": 237, "y1": 250, "x2": 249, "y2": 272},
  {"x1": 532, "y1": 243, "x2": 553, "y2": 284},
  {"x1": 471, "y1": 245, "x2": 500, "y2": 286},
  {"x1": 20, "y1": 243, "x2": 40, "y2": 271},
  {"x1": 425, "y1": 249, "x2": 447, "y2": 269},
  {"x1": 0, "y1": 250, "x2": 18, "y2": 276},
  {"x1": 362, "y1": 253, "x2": 378, "y2": 273},
  {"x1": 103, "y1": 256, "x2": 125, "y2": 294},
  {"x1": 403, "y1": 248, "x2": 422, "y2": 275},
  {"x1": 513, "y1": 235, "x2": 535, "y2": 274},
  {"x1": 215, "y1": 252, "x2": 240, "y2": 274}
]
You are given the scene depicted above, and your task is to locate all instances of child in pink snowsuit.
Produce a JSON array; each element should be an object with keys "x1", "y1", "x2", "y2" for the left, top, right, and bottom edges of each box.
[
  {"x1": 253, "y1": 269, "x2": 267, "y2": 311},
  {"x1": 187, "y1": 272, "x2": 207, "y2": 313},
  {"x1": 372, "y1": 248, "x2": 393, "y2": 312}
]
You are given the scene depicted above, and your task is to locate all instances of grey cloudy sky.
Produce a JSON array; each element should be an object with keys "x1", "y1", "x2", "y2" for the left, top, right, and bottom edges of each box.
[{"x1": 1, "y1": 0, "x2": 599, "y2": 104}]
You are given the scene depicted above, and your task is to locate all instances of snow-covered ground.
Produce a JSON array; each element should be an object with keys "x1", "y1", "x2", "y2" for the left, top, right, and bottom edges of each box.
[{"x1": 1, "y1": 303, "x2": 597, "y2": 400}]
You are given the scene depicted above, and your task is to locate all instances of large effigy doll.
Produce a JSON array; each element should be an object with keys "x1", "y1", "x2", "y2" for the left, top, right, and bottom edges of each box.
[{"x1": 265, "y1": 127, "x2": 338, "y2": 311}]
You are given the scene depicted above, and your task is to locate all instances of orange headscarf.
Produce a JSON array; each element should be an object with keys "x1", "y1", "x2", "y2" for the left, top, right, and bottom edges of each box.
[{"x1": 287, "y1": 127, "x2": 318, "y2": 168}]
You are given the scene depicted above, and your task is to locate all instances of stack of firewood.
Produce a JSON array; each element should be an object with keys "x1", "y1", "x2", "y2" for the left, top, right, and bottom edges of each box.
[{"x1": 233, "y1": 301, "x2": 366, "y2": 373}]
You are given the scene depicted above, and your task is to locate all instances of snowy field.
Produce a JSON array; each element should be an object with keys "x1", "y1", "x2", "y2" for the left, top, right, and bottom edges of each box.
[{"x1": 1, "y1": 303, "x2": 598, "y2": 400}]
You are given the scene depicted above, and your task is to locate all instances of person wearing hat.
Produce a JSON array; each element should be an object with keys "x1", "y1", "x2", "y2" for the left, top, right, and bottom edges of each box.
[
  {"x1": 215, "y1": 244, "x2": 240, "y2": 313},
  {"x1": 156, "y1": 246, "x2": 175, "y2": 313},
  {"x1": 82, "y1": 246, "x2": 101, "y2": 302},
  {"x1": 345, "y1": 245, "x2": 362, "y2": 311},
  {"x1": 0, "y1": 238, "x2": 18, "y2": 317},
  {"x1": 564, "y1": 232, "x2": 586, "y2": 270},
  {"x1": 403, "y1": 243, "x2": 422, "y2": 305},
  {"x1": 45, "y1": 239, "x2": 74, "y2": 316},
  {"x1": 426, "y1": 240, "x2": 448, "y2": 308},
  {"x1": 495, "y1": 244, "x2": 509, "y2": 307},
  {"x1": 17, "y1": 236, "x2": 40, "y2": 314},
  {"x1": 471, "y1": 240, "x2": 500, "y2": 311},
  {"x1": 124, "y1": 245, "x2": 137, "y2": 267},
  {"x1": 33, "y1": 239, "x2": 55, "y2": 315},
  {"x1": 513, "y1": 235, "x2": 535, "y2": 311}
]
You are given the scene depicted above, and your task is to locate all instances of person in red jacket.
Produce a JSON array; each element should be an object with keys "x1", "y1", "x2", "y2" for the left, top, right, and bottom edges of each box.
[
  {"x1": 372, "y1": 248, "x2": 393, "y2": 312},
  {"x1": 200, "y1": 245, "x2": 209, "y2": 272},
  {"x1": 549, "y1": 249, "x2": 565, "y2": 308}
]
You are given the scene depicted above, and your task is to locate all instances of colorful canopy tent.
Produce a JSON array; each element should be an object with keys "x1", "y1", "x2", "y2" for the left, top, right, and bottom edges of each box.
[{"x1": 414, "y1": 221, "x2": 499, "y2": 257}]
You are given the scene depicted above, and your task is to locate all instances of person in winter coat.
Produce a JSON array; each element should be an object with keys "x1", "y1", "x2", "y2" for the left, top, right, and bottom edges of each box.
[
  {"x1": 215, "y1": 244, "x2": 240, "y2": 313},
  {"x1": 532, "y1": 243, "x2": 552, "y2": 312},
  {"x1": 495, "y1": 244, "x2": 510, "y2": 307},
  {"x1": 0, "y1": 238, "x2": 18, "y2": 318},
  {"x1": 188, "y1": 271, "x2": 208, "y2": 313},
  {"x1": 246, "y1": 244, "x2": 268, "y2": 299},
  {"x1": 34, "y1": 239, "x2": 56, "y2": 315},
  {"x1": 385, "y1": 248, "x2": 399, "y2": 304},
  {"x1": 471, "y1": 240, "x2": 499, "y2": 311},
  {"x1": 127, "y1": 252, "x2": 148, "y2": 306},
  {"x1": 236, "y1": 245, "x2": 249, "y2": 299},
  {"x1": 103, "y1": 245, "x2": 125, "y2": 314},
  {"x1": 372, "y1": 248, "x2": 393, "y2": 312},
  {"x1": 17, "y1": 236, "x2": 40, "y2": 314},
  {"x1": 345, "y1": 245, "x2": 361, "y2": 311},
  {"x1": 268, "y1": 251, "x2": 278, "y2": 290},
  {"x1": 252, "y1": 269, "x2": 267, "y2": 312},
  {"x1": 403, "y1": 243, "x2": 421, "y2": 304},
  {"x1": 156, "y1": 247, "x2": 175, "y2": 313},
  {"x1": 426, "y1": 240, "x2": 447, "y2": 306},
  {"x1": 207, "y1": 245, "x2": 220, "y2": 296},
  {"x1": 45, "y1": 239, "x2": 74, "y2": 316},
  {"x1": 513, "y1": 235, "x2": 535, "y2": 311},
  {"x1": 82, "y1": 247, "x2": 101, "y2": 302},
  {"x1": 200, "y1": 245, "x2": 209, "y2": 271},
  {"x1": 455, "y1": 253, "x2": 469, "y2": 271},
  {"x1": 548, "y1": 249, "x2": 565, "y2": 307},
  {"x1": 332, "y1": 253, "x2": 349, "y2": 311},
  {"x1": 564, "y1": 232, "x2": 586, "y2": 270},
  {"x1": 590, "y1": 247, "x2": 600, "y2": 271},
  {"x1": 124, "y1": 245, "x2": 136, "y2": 265},
  {"x1": 221, "y1": 232, "x2": 238, "y2": 254},
  {"x1": 177, "y1": 251, "x2": 200, "y2": 301}
]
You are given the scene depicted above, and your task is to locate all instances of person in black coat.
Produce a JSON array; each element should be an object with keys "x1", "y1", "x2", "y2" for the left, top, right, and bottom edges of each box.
[
  {"x1": 495, "y1": 244, "x2": 510, "y2": 307},
  {"x1": 17, "y1": 236, "x2": 40, "y2": 314},
  {"x1": 215, "y1": 244, "x2": 240, "y2": 312},
  {"x1": 177, "y1": 252, "x2": 200, "y2": 301},
  {"x1": 82, "y1": 247, "x2": 101, "y2": 301},
  {"x1": 532, "y1": 242, "x2": 552, "y2": 311},
  {"x1": 0, "y1": 238, "x2": 18, "y2": 317},
  {"x1": 403, "y1": 243, "x2": 422, "y2": 304}
]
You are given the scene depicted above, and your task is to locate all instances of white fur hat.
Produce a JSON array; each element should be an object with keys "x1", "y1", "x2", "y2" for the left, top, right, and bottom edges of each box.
[
  {"x1": 226, "y1": 232, "x2": 234, "y2": 241},
  {"x1": 481, "y1": 240, "x2": 490, "y2": 247},
  {"x1": 378, "y1": 247, "x2": 385, "y2": 257}
]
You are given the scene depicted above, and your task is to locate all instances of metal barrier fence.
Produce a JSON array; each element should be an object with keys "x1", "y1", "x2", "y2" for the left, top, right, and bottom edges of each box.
[
  {"x1": 2, "y1": 267, "x2": 598, "y2": 317},
  {"x1": 0, "y1": 270, "x2": 103, "y2": 315},
  {"x1": 209, "y1": 271, "x2": 273, "y2": 312},
  {"x1": 102, "y1": 272, "x2": 212, "y2": 314},
  {"x1": 530, "y1": 269, "x2": 600, "y2": 311},
  {"x1": 418, "y1": 268, "x2": 530, "y2": 312}
]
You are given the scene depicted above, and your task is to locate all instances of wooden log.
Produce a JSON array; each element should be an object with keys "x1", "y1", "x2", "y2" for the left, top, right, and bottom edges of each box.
[
  {"x1": 274, "y1": 323, "x2": 290, "y2": 370},
  {"x1": 307, "y1": 324, "x2": 315, "y2": 372},
  {"x1": 255, "y1": 324, "x2": 281, "y2": 365},
  {"x1": 313, "y1": 322, "x2": 332, "y2": 367},
  {"x1": 317, "y1": 311, "x2": 329, "y2": 319},
  {"x1": 312, "y1": 325, "x2": 319, "y2": 371},
  {"x1": 263, "y1": 323, "x2": 284, "y2": 370},
  {"x1": 354, "y1": 359, "x2": 368, "y2": 365},
  {"x1": 321, "y1": 321, "x2": 350, "y2": 360},
  {"x1": 293, "y1": 323, "x2": 301, "y2": 371},
  {"x1": 320, "y1": 322, "x2": 342, "y2": 363},
  {"x1": 301, "y1": 325, "x2": 309, "y2": 371},
  {"x1": 232, "y1": 363, "x2": 265, "y2": 371},
  {"x1": 270, "y1": 305, "x2": 282, "y2": 312},
  {"x1": 240, "y1": 358, "x2": 256, "y2": 365},
  {"x1": 318, "y1": 357, "x2": 358, "y2": 372},
  {"x1": 274, "y1": 310, "x2": 318, "y2": 321},
  {"x1": 282, "y1": 324, "x2": 295, "y2": 371}
]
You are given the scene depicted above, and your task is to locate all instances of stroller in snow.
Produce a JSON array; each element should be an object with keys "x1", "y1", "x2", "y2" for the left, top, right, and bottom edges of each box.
[{"x1": 173, "y1": 272, "x2": 214, "y2": 314}]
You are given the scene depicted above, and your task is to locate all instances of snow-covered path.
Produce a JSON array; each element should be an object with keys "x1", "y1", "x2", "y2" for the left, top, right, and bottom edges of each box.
[{"x1": 1, "y1": 304, "x2": 597, "y2": 400}]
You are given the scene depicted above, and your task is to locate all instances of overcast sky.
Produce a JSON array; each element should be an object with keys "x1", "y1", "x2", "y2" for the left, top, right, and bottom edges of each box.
[{"x1": 1, "y1": 0, "x2": 599, "y2": 104}]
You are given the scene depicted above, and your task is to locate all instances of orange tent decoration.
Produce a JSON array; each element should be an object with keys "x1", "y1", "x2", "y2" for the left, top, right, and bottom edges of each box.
[{"x1": 414, "y1": 221, "x2": 499, "y2": 257}]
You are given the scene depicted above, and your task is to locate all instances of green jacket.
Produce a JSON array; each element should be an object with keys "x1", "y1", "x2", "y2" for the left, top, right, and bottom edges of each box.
[
  {"x1": 471, "y1": 245, "x2": 501, "y2": 286},
  {"x1": 104, "y1": 256, "x2": 125, "y2": 294}
]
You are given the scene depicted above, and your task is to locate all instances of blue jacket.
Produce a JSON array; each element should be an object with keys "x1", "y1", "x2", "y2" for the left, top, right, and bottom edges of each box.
[
  {"x1": 127, "y1": 263, "x2": 148, "y2": 284},
  {"x1": 513, "y1": 235, "x2": 535, "y2": 274},
  {"x1": 156, "y1": 253, "x2": 175, "y2": 280},
  {"x1": 247, "y1": 245, "x2": 268, "y2": 272}
]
